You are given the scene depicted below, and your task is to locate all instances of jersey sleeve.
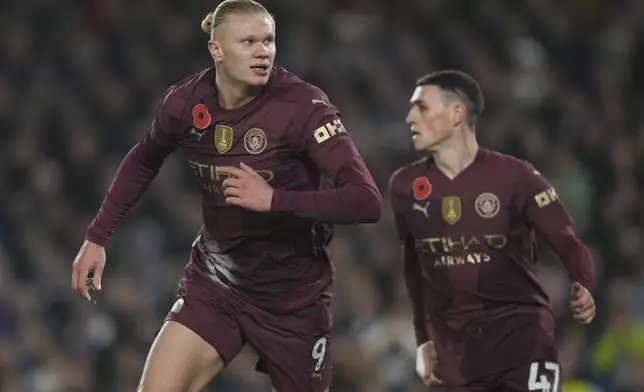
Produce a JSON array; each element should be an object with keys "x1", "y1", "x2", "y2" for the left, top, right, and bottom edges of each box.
[
  {"x1": 270, "y1": 90, "x2": 382, "y2": 223},
  {"x1": 85, "y1": 86, "x2": 182, "y2": 245},
  {"x1": 389, "y1": 171, "x2": 430, "y2": 345},
  {"x1": 388, "y1": 170, "x2": 412, "y2": 240},
  {"x1": 516, "y1": 161, "x2": 572, "y2": 234},
  {"x1": 515, "y1": 161, "x2": 595, "y2": 291}
]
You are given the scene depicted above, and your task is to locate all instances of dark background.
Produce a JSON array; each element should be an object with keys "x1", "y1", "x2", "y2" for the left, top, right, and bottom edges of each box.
[{"x1": 1, "y1": 0, "x2": 644, "y2": 391}]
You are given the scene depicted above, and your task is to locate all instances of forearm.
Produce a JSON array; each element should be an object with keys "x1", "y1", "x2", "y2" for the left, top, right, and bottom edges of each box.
[
  {"x1": 271, "y1": 151, "x2": 381, "y2": 223},
  {"x1": 86, "y1": 141, "x2": 166, "y2": 245},
  {"x1": 271, "y1": 183, "x2": 381, "y2": 223},
  {"x1": 544, "y1": 225, "x2": 596, "y2": 292}
]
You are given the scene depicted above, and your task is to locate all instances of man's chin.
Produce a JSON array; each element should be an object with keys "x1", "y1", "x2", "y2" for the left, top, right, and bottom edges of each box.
[
  {"x1": 412, "y1": 139, "x2": 429, "y2": 151},
  {"x1": 245, "y1": 73, "x2": 270, "y2": 86},
  {"x1": 413, "y1": 140, "x2": 440, "y2": 153}
]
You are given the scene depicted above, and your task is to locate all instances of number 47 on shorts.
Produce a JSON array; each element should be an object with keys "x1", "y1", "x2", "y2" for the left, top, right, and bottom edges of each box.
[{"x1": 528, "y1": 361, "x2": 560, "y2": 392}]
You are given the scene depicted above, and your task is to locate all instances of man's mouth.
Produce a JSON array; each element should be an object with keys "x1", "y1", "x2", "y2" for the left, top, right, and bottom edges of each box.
[{"x1": 251, "y1": 64, "x2": 269, "y2": 75}]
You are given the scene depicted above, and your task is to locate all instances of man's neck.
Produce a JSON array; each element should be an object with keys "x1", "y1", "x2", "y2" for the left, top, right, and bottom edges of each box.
[
  {"x1": 432, "y1": 132, "x2": 480, "y2": 180},
  {"x1": 215, "y1": 72, "x2": 260, "y2": 109}
]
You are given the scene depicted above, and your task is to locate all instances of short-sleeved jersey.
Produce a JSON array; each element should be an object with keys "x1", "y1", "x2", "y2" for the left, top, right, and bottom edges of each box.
[
  {"x1": 146, "y1": 67, "x2": 360, "y2": 311},
  {"x1": 389, "y1": 149, "x2": 572, "y2": 383}
]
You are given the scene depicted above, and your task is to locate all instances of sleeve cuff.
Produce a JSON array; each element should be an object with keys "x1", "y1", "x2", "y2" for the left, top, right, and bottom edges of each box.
[
  {"x1": 270, "y1": 189, "x2": 294, "y2": 213},
  {"x1": 85, "y1": 225, "x2": 108, "y2": 247}
]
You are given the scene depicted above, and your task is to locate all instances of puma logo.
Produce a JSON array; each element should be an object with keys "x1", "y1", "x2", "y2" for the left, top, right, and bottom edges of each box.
[
  {"x1": 413, "y1": 201, "x2": 430, "y2": 218},
  {"x1": 190, "y1": 127, "x2": 204, "y2": 138}
]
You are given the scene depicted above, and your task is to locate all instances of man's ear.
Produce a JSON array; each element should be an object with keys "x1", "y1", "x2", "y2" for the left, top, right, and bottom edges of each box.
[
  {"x1": 208, "y1": 40, "x2": 223, "y2": 62},
  {"x1": 452, "y1": 102, "x2": 466, "y2": 126}
]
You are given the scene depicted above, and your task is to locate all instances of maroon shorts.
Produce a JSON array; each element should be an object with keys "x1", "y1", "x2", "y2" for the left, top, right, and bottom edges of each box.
[
  {"x1": 446, "y1": 360, "x2": 562, "y2": 392},
  {"x1": 165, "y1": 272, "x2": 332, "y2": 392}
]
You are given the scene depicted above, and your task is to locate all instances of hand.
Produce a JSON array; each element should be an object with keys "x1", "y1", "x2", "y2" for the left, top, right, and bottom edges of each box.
[
  {"x1": 416, "y1": 341, "x2": 443, "y2": 387},
  {"x1": 570, "y1": 282, "x2": 595, "y2": 324},
  {"x1": 219, "y1": 162, "x2": 274, "y2": 212},
  {"x1": 71, "y1": 240, "x2": 106, "y2": 301}
]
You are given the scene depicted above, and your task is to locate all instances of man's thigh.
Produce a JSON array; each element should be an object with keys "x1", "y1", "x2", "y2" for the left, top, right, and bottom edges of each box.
[
  {"x1": 243, "y1": 299, "x2": 333, "y2": 392},
  {"x1": 165, "y1": 274, "x2": 246, "y2": 366},
  {"x1": 139, "y1": 321, "x2": 224, "y2": 392}
]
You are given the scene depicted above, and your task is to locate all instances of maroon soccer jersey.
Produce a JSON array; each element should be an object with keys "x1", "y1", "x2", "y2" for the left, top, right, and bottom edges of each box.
[
  {"x1": 86, "y1": 67, "x2": 381, "y2": 312},
  {"x1": 389, "y1": 149, "x2": 588, "y2": 385}
]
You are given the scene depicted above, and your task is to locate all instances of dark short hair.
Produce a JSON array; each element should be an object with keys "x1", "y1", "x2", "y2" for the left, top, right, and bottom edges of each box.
[{"x1": 416, "y1": 70, "x2": 484, "y2": 127}]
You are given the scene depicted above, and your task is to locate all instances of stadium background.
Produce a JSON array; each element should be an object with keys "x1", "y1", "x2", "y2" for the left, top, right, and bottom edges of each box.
[{"x1": 1, "y1": 0, "x2": 644, "y2": 391}]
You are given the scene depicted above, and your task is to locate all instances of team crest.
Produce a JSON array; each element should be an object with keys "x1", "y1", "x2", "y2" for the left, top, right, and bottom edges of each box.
[
  {"x1": 475, "y1": 193, "x2": 500, "y2": 218},
  {"x1": 244, "y1": 128, "x2": 267, "y2": 154},
  {"x1": 442, "y1": 197, "x2": 461, "y2": 225},
  {"x1": 214, "y1": 125, "x2": 233, "y2": 154}
]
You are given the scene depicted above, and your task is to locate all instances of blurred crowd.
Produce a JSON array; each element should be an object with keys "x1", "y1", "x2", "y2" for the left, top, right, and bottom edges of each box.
[{"x1": 1, "y1": 0, "x2": 644, "y2": 391}]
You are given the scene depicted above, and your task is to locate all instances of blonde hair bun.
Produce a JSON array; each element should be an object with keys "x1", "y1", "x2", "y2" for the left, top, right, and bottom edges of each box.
[{"x1": 201, "y1": 12, "x2": 214, "y2": 35}]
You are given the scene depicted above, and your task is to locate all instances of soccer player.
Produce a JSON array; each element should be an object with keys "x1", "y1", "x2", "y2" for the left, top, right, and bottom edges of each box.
[
  {"x1": 388, "y1": 70, "x2": 596, "y2": 392},
  {"x1": 70, "y1": 1, "x2": 382, "y2": 391}
]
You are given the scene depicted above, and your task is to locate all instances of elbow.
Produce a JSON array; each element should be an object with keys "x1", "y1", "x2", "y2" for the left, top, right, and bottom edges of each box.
[{"x1": 357, "y1": 186, "x2": 383, "y2": 223}]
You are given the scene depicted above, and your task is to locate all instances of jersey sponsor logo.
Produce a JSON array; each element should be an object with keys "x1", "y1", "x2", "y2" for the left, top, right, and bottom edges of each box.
[
  {"x1": 189, "y1": 161, "x2": 275, "y2": 196},
  {"x1": 192, "y1": 104, "x2": 212, "y2": 129},
  {"x1": 189, "y1": 161, "x2": 275, "y2": 182},
  {"x1": 413, "y1": 201, "x2": 430, "y2": 218},
  {"x1": 243, "y1": 128, "x2": 267, "y2": 154},
  {"x1": 475, "y1": 192, "x2": 500, "y2": 218},
  {"x1": 214, "y1": 125, "x2": 233, "y2": 154},
  {"x1": 534, "y1": 187, "x2": 558, "y2": 208},
  {"x1": 442, "y1": 196, "x2": 461, "y2": 225},
  {"x1": 412, "y1": 177, "x2": 432, "y2": 200},
  {"x1": 417, "y1": 235, "x2": 508, "y2": 253},
  {"x1": 313, "y1": 119, "x2": 347, "y2": 144},
  {"x1": 416, "y1": 234, "x2": 508, "y2": 267}
]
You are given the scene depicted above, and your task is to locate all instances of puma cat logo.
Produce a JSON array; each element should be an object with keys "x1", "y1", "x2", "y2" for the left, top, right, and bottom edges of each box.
[
  {"x1": 190, "y1": 127, "x2": 204, "y2": 139},
  {"x1": 413, "y1": 201, "x2": 430, "y2": 218}
]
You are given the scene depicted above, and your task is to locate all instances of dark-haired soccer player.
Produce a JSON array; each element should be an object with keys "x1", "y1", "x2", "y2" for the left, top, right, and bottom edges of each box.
[
  {"x1": 70, "y1": 1, "x2": 382, "y2": 391},
  {"x1": 388, "y1": 70, "x2": 595, "y2": 392}
]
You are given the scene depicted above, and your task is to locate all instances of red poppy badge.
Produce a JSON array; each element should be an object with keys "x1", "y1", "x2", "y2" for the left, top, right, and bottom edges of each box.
[
  {"x1": 192, "y1": 104, "x2": 212, "y2": 129},
  {"x1": 412, "y1": 177, "x2": 432, "y2": 200}
]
